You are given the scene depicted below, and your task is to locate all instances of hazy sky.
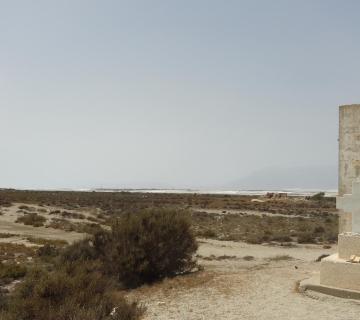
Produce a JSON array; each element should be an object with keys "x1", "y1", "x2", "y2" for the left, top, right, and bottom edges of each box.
[{"x1": 1, "y1": 0, "x2": 360, "y2": 190}]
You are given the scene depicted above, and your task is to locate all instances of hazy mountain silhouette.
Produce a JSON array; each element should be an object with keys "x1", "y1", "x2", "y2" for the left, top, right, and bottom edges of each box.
[{"x1": 228, "y1": 165, "x2": 337, "y2": 190}]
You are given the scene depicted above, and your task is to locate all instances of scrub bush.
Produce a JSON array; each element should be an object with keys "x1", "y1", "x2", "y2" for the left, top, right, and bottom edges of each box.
[
  {"x1": 58, "y1": 209, "x2": 198, "y2": 288},
  {"x1": 103, "y1": 209, "x2": 198, "y2": 287},
  {"x1": 0, "y1": 263, "x2": 143, "y2": 320},
  {"x1": 16, "y1": 213, "x2": 46, "y2": 227}
]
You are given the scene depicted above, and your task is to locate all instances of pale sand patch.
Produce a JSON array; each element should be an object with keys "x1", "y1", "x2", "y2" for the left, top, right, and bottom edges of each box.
[{"x1": 126, "y1": 239, "x2": 360, "y2": 320}]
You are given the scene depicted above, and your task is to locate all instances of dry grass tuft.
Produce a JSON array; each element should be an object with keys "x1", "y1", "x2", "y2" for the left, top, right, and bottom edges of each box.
[
  {"x1": 267, "y1": 255, "x2": 293, "y2": 262},
  {"x1": 16, "y1": 213, "x2": 46, "y2": 227}
]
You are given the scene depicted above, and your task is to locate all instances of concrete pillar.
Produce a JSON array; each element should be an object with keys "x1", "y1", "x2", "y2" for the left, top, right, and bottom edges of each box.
[{"x1": 339, "y1": 105, "x2": 360, "y2": 233}]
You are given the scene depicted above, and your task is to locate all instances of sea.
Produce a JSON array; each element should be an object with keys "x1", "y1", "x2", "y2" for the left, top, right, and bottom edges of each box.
[
  {"x1": 91, "y1": 188, "x2": 338, "y2": 197},
  {"x1": 4, "y1": 187, "x2": 337, "y2": 197}
]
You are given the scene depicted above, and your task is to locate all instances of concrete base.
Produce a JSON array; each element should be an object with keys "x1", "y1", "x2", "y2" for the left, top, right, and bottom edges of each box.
[
  {"x1": 320, "y1": 253, "x2": 360, "y2": 291},
  {"x1": 338, "y1": 232, "x2": 360, "y2": 259},
  {"x1": 300, "y1": 275, "x2": 360, "y2": 300}
]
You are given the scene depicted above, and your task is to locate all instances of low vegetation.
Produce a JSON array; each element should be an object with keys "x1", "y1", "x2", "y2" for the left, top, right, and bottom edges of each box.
[
  {"x1": 0, "y1": 263, "x2": 26, "y2": 285},
  {"x1": 197, "y1": 254, "x2": 238, "y2": 261},
  {"x1": 0, "y1": 189, "x2": 340, "y2": 319},
  {"x1": 267, "y1": 255, "x2": 293, "y2": 262},
  {"x1": 48, "y1": 217, "x2": 104, "y2": 234},
  {"x1": 192, "y1": 211, "x2": 338, "y2": 245},
  {"x1": 0, "y1": 263, "x2": 144, "y2": 320},
  {"x1": 15, "y1": 213, "x2": 47, "y2": 227},
  {"x1": 0, "y1": 243, "x2": 36, "y2": 263},
  {"x1": 0, "y1": 208, "x2": 198, "y2": 319},
  {"x1": 106, "y1": 209, "x2": 198, "y2": 287},
  {"x1": 310, "y1": 192, "x2": 326, "y2": 201},
  {"x1": 62, "y1": 209, "x2": 198, "y2": 288},
  {"x1": 0, "y1": 189, "x2": 336, "y2": 216}
]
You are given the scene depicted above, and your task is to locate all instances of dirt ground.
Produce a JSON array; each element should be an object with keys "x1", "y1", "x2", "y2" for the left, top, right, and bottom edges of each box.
[{"x1": 127, "y1": 239, "x2": 360, "y2": 320}]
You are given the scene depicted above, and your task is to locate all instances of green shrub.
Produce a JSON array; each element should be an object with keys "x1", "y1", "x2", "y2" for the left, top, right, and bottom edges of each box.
[
  {"x1": 101, "y1": 209, "x2": 198, "y2": 288},
  {"x1": 58, "y1": 209, "x2": 198, "y2": 288}
]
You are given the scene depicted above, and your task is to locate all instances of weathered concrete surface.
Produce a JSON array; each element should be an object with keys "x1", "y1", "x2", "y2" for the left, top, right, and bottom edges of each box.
[
  {"x1": 338, "y1": 233, "x2": 360, "y2": 259},
  {"x1": 337, "y1": 180, "x2": 360, "y2": 233},
  {"x1": 339, "y1": 210, "x2": 352, "y2": 234},
  {"x1": 339, "y1": 105, "x2": 360, "y2": 196},
  {"x1": 300, "y1": 275, "x2": 360, "y2": 300},
  {"x1": 320, "y1": 254, "x2": 360, "y2": 291},
  {"x1": 339, "y1": 105, "x2": 360, "y2": 232}
]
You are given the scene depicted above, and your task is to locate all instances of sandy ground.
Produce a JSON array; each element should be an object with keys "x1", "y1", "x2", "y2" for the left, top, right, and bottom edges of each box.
[
  {"x1": 127, "y1": 239, "x2": 360, "y2": 320},
  {"x1": 0, "y1": 203, "x2": 88, "y2": 243}
]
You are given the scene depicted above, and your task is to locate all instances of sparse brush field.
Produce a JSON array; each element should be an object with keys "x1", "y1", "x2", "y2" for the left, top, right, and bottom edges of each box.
[
  {"x1": 0, "y1": 190, "x2": 343, "y2": 320},
  {"x1": 0, "y1": 189, "x2": 338, "y2": 245},
  {"x1": 16, "y1": 212, "x2": 47, "y2": 227},
  {"x1": 0, "y1": 189, "x2": 336, "y2": 214},
  {"x1": 192, "y1": 210, "x2": 338, "y2": 244}
]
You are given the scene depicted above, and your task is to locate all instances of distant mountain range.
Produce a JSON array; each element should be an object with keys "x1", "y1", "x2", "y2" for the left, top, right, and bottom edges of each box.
[{"x1": 228, "y1": 165, "x2": 337, "y2": 191}]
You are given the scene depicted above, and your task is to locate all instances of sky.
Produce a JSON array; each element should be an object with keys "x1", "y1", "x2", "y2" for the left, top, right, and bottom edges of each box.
[{"x1": 1, "y1": 0, "x2": 360, "y2": 190}]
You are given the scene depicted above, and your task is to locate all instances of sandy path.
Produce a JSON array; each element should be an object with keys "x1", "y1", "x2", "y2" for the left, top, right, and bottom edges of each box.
[{"x1": 127, "y1": 239, "x2": 360, "y2": 320}]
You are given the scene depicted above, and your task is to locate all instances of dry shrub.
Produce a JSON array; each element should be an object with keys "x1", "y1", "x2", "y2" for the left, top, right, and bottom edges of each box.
[
  {"x1": 310, "y1": 192, "x2": 325, "y2": 201},
  {"x1": 18, "y1": 205, "x2": 33, "y2": 211},
  {"x1": 48, "y1": 218, "x2": 103, "y2": 235},
  {"x1": 270, "y1": 235, "x2": 292, "y2": 242},
  {"x1": 197, "y1": 228, "x2": 217, "y2": 239},
  {"x1": 0, "y1": 263, "x2": 27, "y2": 285},
  {"x1": 37, "y1": 244, "x2": 60, "y2": 258},
  {"x1": 243, "y1": 255, "x2": 255, "y2": 261},
  {"x1": 61, "y1": 209, "x2": 198, "y2": 288},
  {"x1": 297, "y1": 232, "x2": 317, "y2": 244},
  {"x1": 60, "y1": 238, "x2": 99, "y2": 262},
  {"x1": 267, "y1": 255, "x2": 293, "y2": 262},
  {"x1": 16, "y1": 213, "x2": 46, "y2": 227},
  {"x1": 314, "y1": 226, "x2": 325, "y2": 233},
  {"x1": 103, "y1": 209, "x2": 198, "y2": 287},
  {"x1": 0, "y1": 263, "x2": 143, "y2": 320}
]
